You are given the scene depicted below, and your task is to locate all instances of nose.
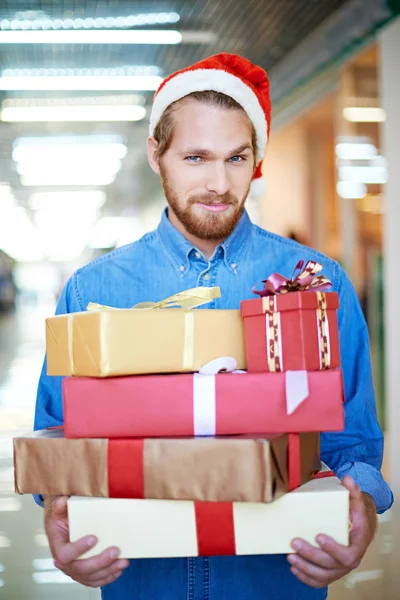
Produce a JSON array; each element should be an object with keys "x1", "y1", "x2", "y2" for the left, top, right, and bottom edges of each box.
[{"x1": 205, "y1": 162, "x2": 230, "y2": 196}]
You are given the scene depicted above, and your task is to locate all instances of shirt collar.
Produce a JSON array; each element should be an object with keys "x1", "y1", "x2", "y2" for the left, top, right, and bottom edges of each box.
[{"x1": 157, "y1": 207, "x2": 253, "y2": 276}]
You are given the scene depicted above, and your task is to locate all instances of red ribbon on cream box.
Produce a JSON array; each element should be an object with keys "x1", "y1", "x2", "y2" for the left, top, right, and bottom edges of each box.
[
  {"x1": 68, "y1": 471, "x2": 349, "y2": 559},
  {"x1": 240, "y1": 260, "x2": 341, "y2": 373}
]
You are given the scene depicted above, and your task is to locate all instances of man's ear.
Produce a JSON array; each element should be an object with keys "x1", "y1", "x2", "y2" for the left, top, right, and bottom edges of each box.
[{"x1": 147, "y1": 137, "x2": 161, "y2": 175}]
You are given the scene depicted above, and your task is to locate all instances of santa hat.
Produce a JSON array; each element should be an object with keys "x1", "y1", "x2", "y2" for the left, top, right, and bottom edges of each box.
[{"x1": 149, "y1": 53, "x2": 271, "y2": 196}]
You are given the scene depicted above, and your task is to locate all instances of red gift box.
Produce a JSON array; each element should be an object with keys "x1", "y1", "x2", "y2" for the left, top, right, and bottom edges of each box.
[
  {"x1": 240, "y1": 291, "x2": 340, "y2": 373},
  {"x1": 62, "y1": 369, "x2": 344, "y2": 438}
]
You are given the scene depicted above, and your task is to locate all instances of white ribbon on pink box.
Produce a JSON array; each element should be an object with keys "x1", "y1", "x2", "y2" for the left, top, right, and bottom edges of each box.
[{"x1": 192, "y1": 358, "x2": 310, "y2": 435}]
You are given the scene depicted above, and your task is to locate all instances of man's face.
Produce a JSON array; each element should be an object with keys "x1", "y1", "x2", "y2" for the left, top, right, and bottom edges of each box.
[{"x1": 153, "y1": 100, "x2": 255, "y2": 240}]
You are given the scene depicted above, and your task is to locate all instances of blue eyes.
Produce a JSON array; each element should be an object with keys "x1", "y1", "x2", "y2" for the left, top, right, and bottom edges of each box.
[{"x1": 185, "y1": 155, "x2": 245, "y2": 163}]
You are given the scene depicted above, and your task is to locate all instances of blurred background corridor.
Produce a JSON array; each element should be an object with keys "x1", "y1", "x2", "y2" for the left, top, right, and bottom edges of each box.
[{"x1": 1, "y1": 0, "x2": 400, "y2": 598}]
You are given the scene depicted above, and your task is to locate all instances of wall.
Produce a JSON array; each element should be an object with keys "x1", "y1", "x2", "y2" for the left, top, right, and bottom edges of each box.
[{"x1": 261, "y1": 119, "x2": 310, "y2": 240}]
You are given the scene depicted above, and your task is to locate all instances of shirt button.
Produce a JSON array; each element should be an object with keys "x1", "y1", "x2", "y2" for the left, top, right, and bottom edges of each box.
[
  {"x1": 231, "y1": 263, "x2": 237, "y2": 269},
  {"x1": 180, "y1": 265, "x2": 185, "y2": 272},
  {"x1": 203, "y1": 274, "x2": 209, "y2": 281},
  {"x1": 195, "y1": 252, "x2": 201, "y2": 259}
]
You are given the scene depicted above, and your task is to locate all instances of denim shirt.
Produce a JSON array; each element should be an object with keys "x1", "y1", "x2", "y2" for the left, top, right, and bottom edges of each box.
[{"x1": 34, "y1": 208, "x2": 393, "y2": 600}]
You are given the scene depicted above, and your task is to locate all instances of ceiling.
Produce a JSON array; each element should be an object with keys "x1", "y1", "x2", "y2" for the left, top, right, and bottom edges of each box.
[{"x1": 0, "y1": 0, "x2": 352, "y2": 260}]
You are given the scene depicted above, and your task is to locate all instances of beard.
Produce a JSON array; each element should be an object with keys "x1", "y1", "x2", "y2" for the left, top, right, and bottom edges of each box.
[{"x1": 159, "y1": 163, "x2": 250, "y2": 241}]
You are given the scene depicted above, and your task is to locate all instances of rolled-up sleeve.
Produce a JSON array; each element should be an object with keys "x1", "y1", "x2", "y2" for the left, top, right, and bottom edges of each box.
[{"x1": 321, "y1": 265, "x2": 393, "y2": 513}]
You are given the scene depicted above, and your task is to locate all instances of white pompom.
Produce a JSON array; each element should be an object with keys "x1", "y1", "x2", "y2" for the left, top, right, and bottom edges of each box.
[{"x1": 249, "y1": 176, "x2": 267, "y2": 198}]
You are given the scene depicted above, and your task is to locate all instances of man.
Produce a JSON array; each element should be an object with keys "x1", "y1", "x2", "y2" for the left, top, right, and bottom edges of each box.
[{"x1": 34, "y1": 54, "x2": 393, "y2": 600}]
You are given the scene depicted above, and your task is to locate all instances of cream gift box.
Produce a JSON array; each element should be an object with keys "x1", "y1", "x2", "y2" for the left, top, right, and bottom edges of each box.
[{"x1": 68, "y1": 474, "x2": 349, "y2": 559}]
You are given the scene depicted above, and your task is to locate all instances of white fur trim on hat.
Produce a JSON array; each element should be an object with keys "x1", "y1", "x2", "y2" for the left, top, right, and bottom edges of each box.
[
  {"x1": 250, "y1": 176, "x2": 267, "y2": 198},
  {"x1": 149, "y1": 68, "x2": 268, "y2": 163}
]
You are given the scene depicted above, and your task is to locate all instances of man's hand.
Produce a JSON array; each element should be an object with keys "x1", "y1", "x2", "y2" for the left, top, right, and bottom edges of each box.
[
  {"x1": 287, "y1": 476, "x2": 377, "y2": 589},
  {"x1": 44, "y1": 495, "x2": 129, "y2": 588}
]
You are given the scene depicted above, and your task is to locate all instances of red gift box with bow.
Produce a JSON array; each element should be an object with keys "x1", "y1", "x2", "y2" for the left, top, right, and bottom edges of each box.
[{"x1": 240, "y1": 260, "x2": 341, "y2": 373}]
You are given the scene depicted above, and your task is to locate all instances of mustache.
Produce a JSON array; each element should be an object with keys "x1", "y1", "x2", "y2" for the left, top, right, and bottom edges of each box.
[{"x1": 188, "y1": 192, "x2": 237, "y2": 206}]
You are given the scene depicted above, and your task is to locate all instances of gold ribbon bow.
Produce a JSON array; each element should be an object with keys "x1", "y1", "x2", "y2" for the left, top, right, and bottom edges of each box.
[
  {"x1": 86, "y1": 286, "x2": 221, "y2": 312},
  {"x1": 86, "y1": 287, "x2": 221, "y2": 372}
]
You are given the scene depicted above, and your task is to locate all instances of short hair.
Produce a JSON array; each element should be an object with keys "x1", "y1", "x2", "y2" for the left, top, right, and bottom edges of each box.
[{"x1": 152, "y1": 90, "x2": 257, "y2": 161}]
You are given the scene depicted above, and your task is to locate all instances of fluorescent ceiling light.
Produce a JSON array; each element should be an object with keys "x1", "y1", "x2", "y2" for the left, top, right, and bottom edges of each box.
[
  {"x1": 0, "y1": 207, "x2": 44, "y2": 261},
  {"x1": 335, "y1": 142, "x2": 377, "y2": 160},
  {"x1": 32, "y1": 558, "x2": 57, "y2": 571},
  {"x1": 14, "y1": 133, "x2": 126, "y2": 147},
  {"x1": 0, "y1": 497, "x2": 22, "y2": 511},
  {"x1": 0, "y1": 75, "x2": 162, "y2": 91},
  {"x1": 338, "y1": 166, "x2": 388, "y2": 185},
  {"x1": 0, "y1": 29, "x2": 182, "y2": 44},
  {"x1": 343, "y1": 107, "x2": 387, "y2": 123},
  {"x1": 33, "y1": 570, "x2": 76, "y2": 584},
  {"x1": 0, "y1": 535, "x2": 11, "y2": 549},
  {"x1": 21, "y1": 173, "x2": 117, "y2": 187},
  {"x1": 13, "y1": 136, "x2": 127, "y2": 162},
  {"x1": 336, "y1": 181, "x2": 367, "y2": 199},
  {"x1": 29, "y1": 191, "x2": 106, "y2": 211},
  {"x1": 1, "y1": 12, "x2": 180, "y2": 30},
  {"x1": 34, "y1": 532, "x2": 49, "y2": 547},
  {"x1": 2, "y1": 104, "x2": 147, "y2": 122},
  {"x1": 3, "y1": 93, "x2": 145, "y2": 107},
  {"x1": 88, "y1": 216, "x2": 144, "y2": 249},
  {"x1": 3, "y1": 66, "x2": 160, "y2": 77},
  {"x1": 17, "y1": 160, "x2": 122, "y2": 177}
]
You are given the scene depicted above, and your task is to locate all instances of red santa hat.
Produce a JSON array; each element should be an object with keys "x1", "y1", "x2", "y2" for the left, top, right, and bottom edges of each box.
[{"x1": 149, "y1": 53, "x2": 271, "y2": 196}]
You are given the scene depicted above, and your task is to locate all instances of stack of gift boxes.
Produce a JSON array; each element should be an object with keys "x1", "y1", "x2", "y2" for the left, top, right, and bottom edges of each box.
[{"x1": 14, "y1": 261, "x2": 350, "y2": 559}]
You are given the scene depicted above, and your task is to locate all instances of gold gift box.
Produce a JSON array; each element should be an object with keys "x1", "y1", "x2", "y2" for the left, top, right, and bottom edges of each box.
[{"x1": 46, "y1": 287, "x2": 246, "y2": 377}]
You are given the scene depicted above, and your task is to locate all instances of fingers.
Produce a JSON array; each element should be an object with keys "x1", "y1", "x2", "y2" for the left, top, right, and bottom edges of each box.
[
  {"x1": 288, "y1": 553, "x2": 343, "y2": 582},
  {"x1": 53, "y1": 535, "x2": 98, "y2": 564},
  {"x1": 87, "y1": 570, "x2": 124, "y2": 589},
  {"x1": 51, "y1": 495, "x2": 69, "y2": 517},
  {"x1": 55, "y1": 547, "x2": 125, "y2": 576},
  {"x1": 290, "y1": 567, "x2": 326, "y2": 589},
  {"x1": 315, "y1": 535, "x2": 361, "y2": 571},
  {"x1": 290, "y1": 539, "x2": 341, "y2": 569}
]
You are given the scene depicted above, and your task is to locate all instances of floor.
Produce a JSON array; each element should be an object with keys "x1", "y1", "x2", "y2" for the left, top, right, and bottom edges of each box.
[{"x1": 0, "y1": 304, "x2": 398, "y2": 599}]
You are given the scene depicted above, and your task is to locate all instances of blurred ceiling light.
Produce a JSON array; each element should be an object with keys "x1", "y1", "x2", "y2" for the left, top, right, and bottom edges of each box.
[
  {"x1": 0, "y1": 578, "x2": 4, "y2": 588},
  {"x1": 0, "y1": 535, "x2": 11, "y2": 549},
  {"x1": 2, "y1": 104, "x2": 147, "y2": 122},
  {"x1": 336, "y1": 181, "x2": 367, "y2": 199},
  {"x1": 0, "y1": 207, "x2": 44, "y2": 261},
  {"x1": 338, "y1": 166, "x2": 388, "y2": 185},
  {"x1": 21, "y1": 173, "x2": 117, "y2": 187},
  {"x1": 3, "y1": 93, "x2": 145, "y2": 107},
  {"x1": 88, "y1": 216, "x2": 143, "y2": 249},
  {"x1": 0, "y1": 497, "x2": 22, "y2": 512},
  {"x1": 34, "y1": 209, "x2": 98, "y2": 261},
  {"x1": 335, "y1": 142, "x2": 377, "y2": 160},
  {"x1": 29, "y1": 191, "x2": 106, "y2": 211},
  {"x1": 1, "y1": 12, "x2": 180, "y2": 30},
  {"x1": 0, "y1": 75, "x2": 162, "y2": 91},
  {"x1": 0, "y1": 183, "x2": 16, "y2": 208},
  {"x1": 0, "y1": 563, "x2": 4, "y2": 573},
  {"x1": 13, "y1": 135, "x2": 127, "y2": 162},
  {"x1": 33, "y1": 571, "x2": 76, "y2": 584},
  {"x1": 17, "y1": 159, "x2": 122, "y2": 177},
  {"x1": 32, "y1": 559, "x2": 57, "y2": 571},
  {"x1": 343, "y1": 107, "x2": 387, "y2": 122},
  {"x1": 34, "y1": 532, "x2": 49, "y2": 547},
  {"x1": 0, "y1": 29, "x2": 182, "y2": 44},
  {"x1": 3, "y1": 66, "x2": 160, "y2": 77}
]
